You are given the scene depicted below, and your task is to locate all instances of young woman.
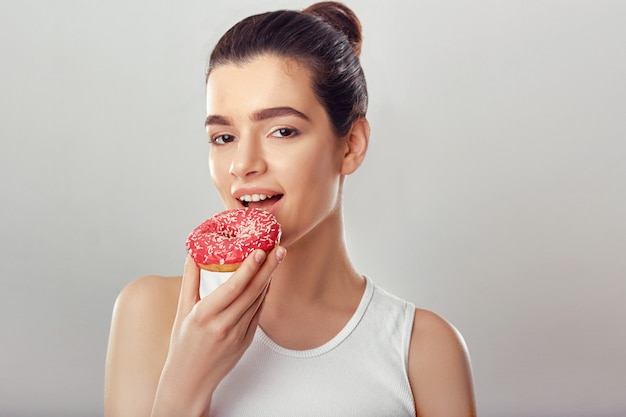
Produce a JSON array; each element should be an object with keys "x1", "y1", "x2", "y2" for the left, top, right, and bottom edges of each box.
[{"x1": 104, "y1": 2, "x2": 476, "y2": 416}]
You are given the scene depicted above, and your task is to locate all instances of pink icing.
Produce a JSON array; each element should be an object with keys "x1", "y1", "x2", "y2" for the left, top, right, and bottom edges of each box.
[{"x1": 186, "y1": 208, "x2": 281, "y2": 267}]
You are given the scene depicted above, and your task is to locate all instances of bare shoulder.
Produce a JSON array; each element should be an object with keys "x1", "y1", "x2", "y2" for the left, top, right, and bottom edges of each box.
[
  {"x1": 408, "y1": 308, "x2": 476, "y2": 417},
  {"x1": 410, "y1": 308, "x2": 470, "y2": 355},
  {"x1": 113, "y1": 274, "x2": 182, "y2": 317},
  {"x1": 110, "y1": 274, "x2": 182, "y2": 339},
  {"x1": 108, "y1": 274, "x2": 182, "y2": 355},
  {"x1": 105, "y1": 275, "x2": 182, "y2": 417}
]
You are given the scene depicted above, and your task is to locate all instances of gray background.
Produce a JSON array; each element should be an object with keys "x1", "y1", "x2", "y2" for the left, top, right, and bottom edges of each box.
[{"x1": 1, "y1": 0, "x2": 625, "y2": 416}]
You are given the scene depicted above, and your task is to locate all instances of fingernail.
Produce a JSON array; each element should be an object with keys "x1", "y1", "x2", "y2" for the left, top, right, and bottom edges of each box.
[
  {"x1": 254, "y1": 250, "x2": 266, "y2": 263},
  {"x1": 275, "y1": 247, "x2": 286, "y2": 262}
]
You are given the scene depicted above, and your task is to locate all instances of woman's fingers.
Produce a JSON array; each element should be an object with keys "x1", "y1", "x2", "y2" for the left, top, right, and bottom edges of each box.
[
  {"x1": 230, "y1": 246, "x2": 283, "y2": 323},
  {"x1": 228, "y1": 246, "x2": 284, "y2": 320},
  {"x1": 158, "y1": 247, "x2": 284, "y2": 410},
  {"x1": 241, "y1": 277, "x2": 271, "y2": 342},
  {"x1": 204, "y1": 249, "x2": 267, "y2": 312},
  {"x1": 197, "y1": 246, "x2": 285, "y2": 323}
]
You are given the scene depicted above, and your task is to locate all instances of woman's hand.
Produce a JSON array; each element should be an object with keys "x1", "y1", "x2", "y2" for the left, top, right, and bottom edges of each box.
[{"x1": 151, "y1": 247, "x2": 286, "y2": 417}]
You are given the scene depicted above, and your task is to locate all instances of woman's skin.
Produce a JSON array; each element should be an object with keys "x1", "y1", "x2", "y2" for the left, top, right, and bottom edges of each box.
[{"x1": 104, "y1": 54, "x2": 476, "y2": 417}]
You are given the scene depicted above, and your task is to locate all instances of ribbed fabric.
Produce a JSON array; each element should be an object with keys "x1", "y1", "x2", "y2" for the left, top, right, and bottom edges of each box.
[{"x1": 209, "y1": 277, "x2": 417, "y2": 417}]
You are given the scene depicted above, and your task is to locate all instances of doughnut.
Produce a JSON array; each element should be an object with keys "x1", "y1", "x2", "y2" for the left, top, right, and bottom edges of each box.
[{"x1": 186, "y1": 208, "x2": 281, "y2": 272}]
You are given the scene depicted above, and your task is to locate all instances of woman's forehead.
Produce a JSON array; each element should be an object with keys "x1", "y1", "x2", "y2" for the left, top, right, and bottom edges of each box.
[
  {"x1": 207, "y1": 55, "x2": 311, "y2": 90},
  {"x1": 205, "y1": 56, "x2": 320, "y2": 117}
]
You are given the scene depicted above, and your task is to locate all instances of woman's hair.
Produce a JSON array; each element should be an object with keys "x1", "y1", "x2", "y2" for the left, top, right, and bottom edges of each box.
[{"x1": 207, "y1": 1, "x2": 368, "y2": 137}]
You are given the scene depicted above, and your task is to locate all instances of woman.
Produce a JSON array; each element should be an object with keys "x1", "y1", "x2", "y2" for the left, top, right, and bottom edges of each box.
[{"x1": 105, "y1": 2, "x2": 476, "y2": 416}]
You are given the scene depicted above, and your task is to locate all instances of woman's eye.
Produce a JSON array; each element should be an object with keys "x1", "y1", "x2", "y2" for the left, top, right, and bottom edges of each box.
[
  {"x1": 210, "y1": 134, "x2": 236, "y2": 145},
  {"x1": 270, "y1": 127, "x2": 298, "y2": 138}
]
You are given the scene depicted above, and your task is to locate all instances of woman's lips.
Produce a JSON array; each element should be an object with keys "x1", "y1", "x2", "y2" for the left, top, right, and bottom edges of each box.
[{"x1": 240, "y1": 194, "x2": 283, "y2": 210}]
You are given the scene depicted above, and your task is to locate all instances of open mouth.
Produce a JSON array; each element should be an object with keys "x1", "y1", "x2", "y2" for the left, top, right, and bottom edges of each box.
[{"x1": 239, "y1": 193, "x2": 283, "y2": 209}]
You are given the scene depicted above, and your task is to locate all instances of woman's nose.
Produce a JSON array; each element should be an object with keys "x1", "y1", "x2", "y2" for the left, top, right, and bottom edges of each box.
[{"x1": 228, "y1": 137, "x2": 266, "y2": 178}]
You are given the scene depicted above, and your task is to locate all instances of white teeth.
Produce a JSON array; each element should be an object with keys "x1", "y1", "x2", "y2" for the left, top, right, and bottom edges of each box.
[{"x1": 239, "y1": 194, "x2": 272, "y2": 202}]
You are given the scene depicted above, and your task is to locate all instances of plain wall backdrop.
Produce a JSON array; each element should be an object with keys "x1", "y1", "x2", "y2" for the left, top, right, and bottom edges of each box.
[{"x1": 1, "y1": 0, "x2": 625, "y2": 416}]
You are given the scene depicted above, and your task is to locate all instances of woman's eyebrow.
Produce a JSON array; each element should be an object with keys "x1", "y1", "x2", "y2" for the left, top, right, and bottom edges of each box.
[
  {"x1": 205, "y1": 114, "x2": 231, "y2": 127},
  {"x1": 252, "y1": 106, "x2": 310, "y2": 122},
  {"x1": 205, "y1": 107, "x2": 310, "y2": 127}
]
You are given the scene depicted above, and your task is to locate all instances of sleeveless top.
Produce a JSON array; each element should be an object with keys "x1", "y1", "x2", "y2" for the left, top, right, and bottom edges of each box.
[{"x1": 208, "y1": 276, "x2": 417, "y2": 417}]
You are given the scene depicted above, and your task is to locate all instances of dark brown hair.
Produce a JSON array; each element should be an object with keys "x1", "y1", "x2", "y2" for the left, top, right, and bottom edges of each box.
[{"x1": 206, "y1": 2, "x2": 368, "y2": 137}]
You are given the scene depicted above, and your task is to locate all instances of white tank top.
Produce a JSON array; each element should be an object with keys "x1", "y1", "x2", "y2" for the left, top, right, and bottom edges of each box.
[{"x1": 209, "y1": 276, "x2": 417, "y2": 417}]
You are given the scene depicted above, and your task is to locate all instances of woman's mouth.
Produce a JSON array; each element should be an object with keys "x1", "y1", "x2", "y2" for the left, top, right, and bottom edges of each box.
[{"x1": 239, "y1": 193, "x2": 283, "y2": 209}]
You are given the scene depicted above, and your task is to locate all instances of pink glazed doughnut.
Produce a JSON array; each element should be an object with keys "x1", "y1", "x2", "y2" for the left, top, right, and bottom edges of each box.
[{"x1": 186, "y1": 208, "x2": 282, "y2": 272}]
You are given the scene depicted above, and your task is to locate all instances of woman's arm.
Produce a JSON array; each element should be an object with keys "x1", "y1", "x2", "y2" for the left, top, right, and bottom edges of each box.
[
  {"x1": 105, "y1": 248, "x2": 285, "y2": 417},
  {"x1": 407, "y1": 308, "x2": 477, "y2": 417},
  {"x1": 104, "y1": 275, "x2": 179, "y2": 417}
]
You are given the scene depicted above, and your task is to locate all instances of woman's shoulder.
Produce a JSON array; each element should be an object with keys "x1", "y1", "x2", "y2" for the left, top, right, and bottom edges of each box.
[
  {"x1": 114, "y1": 275, "x2": 181, "y2": 315},
  {"x1": 410, "y1": 308, "x2": 467, "y2": 346},
  {"x1": 109, "y1": 274, "x2": 182, "y2": 348},
  {"x1": 112, "y1": 275, "x2": 182, "y2": 329},
  {"x1": 105, "y1": 276, "x2": 183, "y2": 416},
  {"x1": 407, "y1": 308, "x2": 476, "y2": 415},
  {"x1": 117, "y1": 274, "x2": 182, "y2": 303}
]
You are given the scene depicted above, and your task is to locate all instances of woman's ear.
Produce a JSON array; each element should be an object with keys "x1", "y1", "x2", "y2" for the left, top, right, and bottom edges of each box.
[{"x1": 340, "y1": 118, "x2": 370, "y2": 175}]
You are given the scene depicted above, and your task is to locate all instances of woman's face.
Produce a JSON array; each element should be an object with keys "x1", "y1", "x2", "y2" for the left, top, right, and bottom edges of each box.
[{"x1": 206, "y1": 55, "x2": 345, "y2": 247}]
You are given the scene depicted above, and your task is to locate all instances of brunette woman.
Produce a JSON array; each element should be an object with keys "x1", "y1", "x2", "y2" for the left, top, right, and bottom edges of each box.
[{"x1": 105, "y1": 2, "x2": 476, "y2": 416}]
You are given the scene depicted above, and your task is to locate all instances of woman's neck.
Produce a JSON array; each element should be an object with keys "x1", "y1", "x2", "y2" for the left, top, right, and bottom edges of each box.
[
  {"x1": 259, "y1": 210, "x2": 366, "y2": 349},
  {"x1": 265, "y1": 209, "x2": 363, "y2": 308}
]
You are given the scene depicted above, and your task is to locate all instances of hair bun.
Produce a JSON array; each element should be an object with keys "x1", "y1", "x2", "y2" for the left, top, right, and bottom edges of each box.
[{"x1": 303, "y1": 2, "x2": 363, "y2": 56}]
